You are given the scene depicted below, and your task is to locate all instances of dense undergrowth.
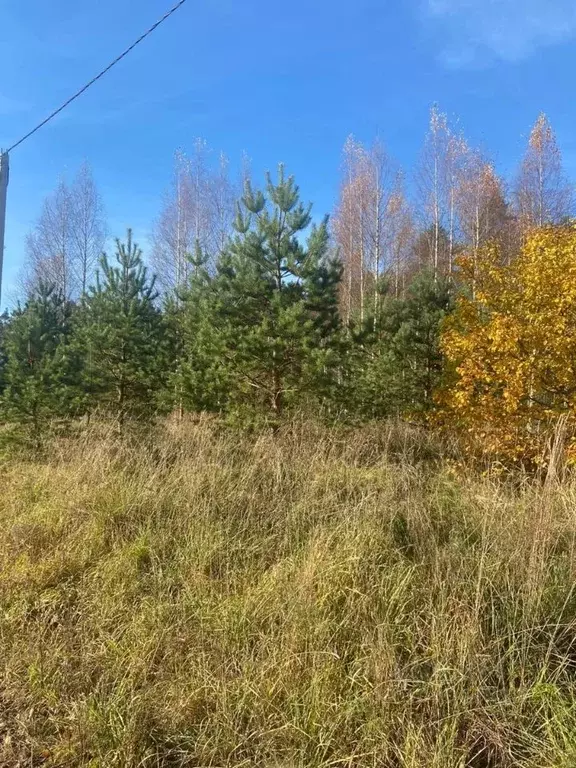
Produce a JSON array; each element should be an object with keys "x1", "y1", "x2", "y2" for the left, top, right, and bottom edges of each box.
[{"x1": 1, "y1": 419, "x2": 576, "y2": 767}]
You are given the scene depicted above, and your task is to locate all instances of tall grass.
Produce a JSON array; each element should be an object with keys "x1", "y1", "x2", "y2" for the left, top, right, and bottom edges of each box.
[{"x1": 1, "y1": 419, "x2": 576, "y2": 766}]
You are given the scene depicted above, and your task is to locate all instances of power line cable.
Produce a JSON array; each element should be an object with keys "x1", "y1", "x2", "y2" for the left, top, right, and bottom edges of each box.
[{"x1": 6, "y1": 0, "x2": 189, "y2": 153}]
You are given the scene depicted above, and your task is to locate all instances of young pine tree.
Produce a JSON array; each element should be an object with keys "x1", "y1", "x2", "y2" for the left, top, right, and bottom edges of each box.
[
  {"x1": 0, "y1": 284, "x2": 79, "y2": 441},
  {"x1": 395, "y1": 271, "x2": 453, "y2": 409},
  {"x1": 351, "y1": 271, "x2": 453, "y2": 418},
  {"x1": 74, "y1": 231, "x2": 168, "y2": 429},
  {"x1": 178, "y1": 166, "x2": 343, "y2": 423},
  {"x1": 0, "y1": 311, "x2": 10, "y2": 397},
  {"x1": 173, "y1": 242, "x2": 230, "y2": 413}
]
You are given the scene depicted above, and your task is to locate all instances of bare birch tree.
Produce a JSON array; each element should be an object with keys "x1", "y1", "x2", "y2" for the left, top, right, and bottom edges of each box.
[
  {"x1": 456, "y1": 147, "x2": 507, "y2": 252},
  {"x1": 514, "y1": 113, "x2": 573, "y2": 230},
  {"x1": 364, "y1": 139, "x2": 397, "y2": 318},
  {"x1": 387, "y1": 179, "x2": 415, "y2": 297},
  {"x1": 25, "y1": 178, "x2": 74, "y2": 298},
  {"x1": 25, "y1": 166, "x2": 106, "y2": 299},
  {"x1": 209, "y1": 151, "x2": 237, "y2": 256},
  {"x1": 445, "y1": 132, "x2": 468, "y2": 273},
  {"x1": 152, "y1": 150, "x2": 195, "y2": 294},
  {"x1": 333, "y1": 135, "x2": 366, "y2": 325},
  {"x1": 240, "y1": 150, "x2": 253, "y2": 189},
  {"x1": 189, "y1": 138, "x2": 213, "y2": 262},
  {"x1": 334, "y1": 135, "x2": 406, "y2": 323},
  {"x1": 455, "y1": 145, "x2": 508, "y2": 294},
  {"x1": 70, "y1": 161, "x2": 107, "y2": 294},
  {"x1": 415, "y1": 105, "x2": 453, "y2": 277},
  {"x1": 153, "y1": 142, "x2": 237, "y2": 296}
]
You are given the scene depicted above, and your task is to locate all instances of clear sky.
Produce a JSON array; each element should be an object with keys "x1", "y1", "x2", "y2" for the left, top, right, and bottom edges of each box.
[{"x1": 2, "y1": 0, "x2": 576, "y2": 307}]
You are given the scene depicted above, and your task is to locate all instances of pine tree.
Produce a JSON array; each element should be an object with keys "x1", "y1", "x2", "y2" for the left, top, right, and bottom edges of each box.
[
  {"x1": 351, "y1": 271, "x2": 453, "y2": 418},
  {"x1": 73, "y1": 231, "x2": 168, "y2": 429},
  {"x1": 395, "y1": 271, "x2": 453, "y2": 409},
  {"x1": 0, "y1": 284, "x2": 79, "y2": 442},
  {"x1": 178, "y1": 167, "x2": 343, "y2": 423},
  {"x1": 174, "y1": 242, "x2": 231, "y2": 413},
  {"x1": 346, "y1": 278, "x2": 401, "y2": 418},
  {"x1": 0, "y1": 311, "x2": 10, "y2": 397}
]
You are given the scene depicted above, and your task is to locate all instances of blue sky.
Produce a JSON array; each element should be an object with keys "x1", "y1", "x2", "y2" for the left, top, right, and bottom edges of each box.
[{"x1": 2, "y1": 0, "x2": 576, "y2": 307}]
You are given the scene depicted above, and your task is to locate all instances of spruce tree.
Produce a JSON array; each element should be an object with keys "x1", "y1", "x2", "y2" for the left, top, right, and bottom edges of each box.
[
  {"x1": 73, "y1": 231, "x2": 168, "y2": 429},
  {"x1": 178, "y1": 167, "x2": 343, "y2": 423},
  {"x1": 0, "y1": 284, "x2": 79, "y2": 441}
]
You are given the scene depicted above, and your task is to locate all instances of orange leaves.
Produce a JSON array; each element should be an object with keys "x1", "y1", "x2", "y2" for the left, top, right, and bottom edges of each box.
[{"x1": 440, "y1": 226, "x2": 576, "y2": 465}]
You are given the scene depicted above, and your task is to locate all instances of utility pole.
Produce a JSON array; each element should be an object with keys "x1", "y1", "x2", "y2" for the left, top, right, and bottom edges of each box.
[{"x1": 0, "y1": 151, "x2": 9, "y2": 309}]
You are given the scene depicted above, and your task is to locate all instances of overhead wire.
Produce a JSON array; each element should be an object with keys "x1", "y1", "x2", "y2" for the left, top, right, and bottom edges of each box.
[{"x1": 6, "y1": 0, "x2": 189, "y2": 153}]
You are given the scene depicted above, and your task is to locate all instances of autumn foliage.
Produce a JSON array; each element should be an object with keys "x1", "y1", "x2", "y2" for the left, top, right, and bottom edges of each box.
[{"x1": 441, "y1": 226, "x2": 576, "y2": 464}]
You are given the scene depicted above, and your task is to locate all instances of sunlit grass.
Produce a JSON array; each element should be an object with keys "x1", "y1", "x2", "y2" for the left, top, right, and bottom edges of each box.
[{"x1": 1, "y1": 419, "x2": 576, "y2": 766}]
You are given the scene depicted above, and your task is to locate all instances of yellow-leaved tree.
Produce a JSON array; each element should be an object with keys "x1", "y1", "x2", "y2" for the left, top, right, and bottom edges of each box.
[{"x1": 441, "y1": 226, "x2": 576, "y2": 465}]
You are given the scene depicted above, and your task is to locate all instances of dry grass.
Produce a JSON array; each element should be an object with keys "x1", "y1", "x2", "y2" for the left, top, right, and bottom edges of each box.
[{"x1": 1, "y1": 419, "x2": 576, "y2": 766}]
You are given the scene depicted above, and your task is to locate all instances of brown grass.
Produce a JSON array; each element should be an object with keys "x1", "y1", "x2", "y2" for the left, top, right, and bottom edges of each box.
[{"x1": 1, "y1": 419, "x2": 576, "y2": 766}]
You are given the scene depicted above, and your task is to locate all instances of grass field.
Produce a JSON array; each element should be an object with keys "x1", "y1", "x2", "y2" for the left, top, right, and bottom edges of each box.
[{"x1": 1, "y1": 420, "x2": 576, "y2": 767}]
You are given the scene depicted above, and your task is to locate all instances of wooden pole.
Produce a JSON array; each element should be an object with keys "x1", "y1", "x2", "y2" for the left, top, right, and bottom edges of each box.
[{"x1": 0, "y1": 151, "x2": 9, "y2": 308}]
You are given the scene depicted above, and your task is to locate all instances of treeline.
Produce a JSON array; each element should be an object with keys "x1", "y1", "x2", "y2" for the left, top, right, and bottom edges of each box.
[
  {"x1": 20, "y1": 109, "x2": 572, "y2": 306},
  {"x1": 0, "y1": 168, "x2": 452, "y2": 441},
  {"x1": 4, "y1": 167, "x2": 576, "y2": 467},
  {"x1": 3, "y1": 108, "x2": 576, "y2": 461}
]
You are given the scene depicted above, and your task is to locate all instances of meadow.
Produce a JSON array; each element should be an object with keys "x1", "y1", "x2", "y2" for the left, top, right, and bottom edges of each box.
[{"x1": 1, "y1": 420, "x2": 576, "y2": 767}]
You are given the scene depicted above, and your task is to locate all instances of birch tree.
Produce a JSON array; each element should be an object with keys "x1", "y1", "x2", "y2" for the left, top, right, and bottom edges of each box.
[
  {"x1": 153, "y1": 143, "x2": 237, "y2": 295},
  {"x1": 70, "y1": 162, "x2": 107, "y2": 295},
  {"x1": 455, "y1": 146, "x2": 508, "y2": 291},
  {"x1": 387, "y1": 180, "x2": 415, "y2": 297},
  {"x1": 514, "y1": 113, "x2": 573, "y2": 230},
  {"x1": 333, "y1": 136, "x2": 366, "y2": 324},
  {"x1": 415, "y1": 106, "x2": 462, "y2": 277},
  {"x1": 365, "y1": 139, "x2": 398, "y2": 317},
  {"x1": 456, "y1": 151, "x2": 507, "y2": 250},
  {"x1": 152, "y1": 150, "x2": 195, "y2": 294},
  {"x1": 189, "y1": 138, "x2": 213, "y2": 262},
  {"x1": 209, "y1": 151, "x2": 237, "y2": 256},
  {"x1": 25, "y1": 166, "x2": 106, "y2": 299},
  {"x1": 26, "y1": 179, "x2": 75, "y2": 299},
  {"x1": 333, "y1": 136, "x2": 402, "y2": 323}
]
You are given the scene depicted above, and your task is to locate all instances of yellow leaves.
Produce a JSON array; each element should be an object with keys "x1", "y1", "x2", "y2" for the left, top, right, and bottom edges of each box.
[{"x1": 440, "y1": 225, "x2": 576, "y2": 465}]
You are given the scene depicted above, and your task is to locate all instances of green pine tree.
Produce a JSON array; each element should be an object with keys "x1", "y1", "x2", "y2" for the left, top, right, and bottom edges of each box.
[
  {"x1": 350, "y1": 270, "x2": 453, "y2": 418},
  {"x1": 73, "y1": 230, "x2": 168, "y2": 430},
  {"x1": 0, "y1": 283, "x2": 80, "y2": 443},
  {"x1": 0, "y1": 310, "x2": 10, "y2": 397},
  {"x1": 173, "y1": 242, "x2": 230, "y2": 414},
  {"x1": 160, "y1": 243, "x2": 207, "y2": 417},
  {"x1": 178, "y1": 166, "x2": 343, "y2": 424},
  {"x1": 396, "y1": 271, "x2": 453, "y2": 409}
]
